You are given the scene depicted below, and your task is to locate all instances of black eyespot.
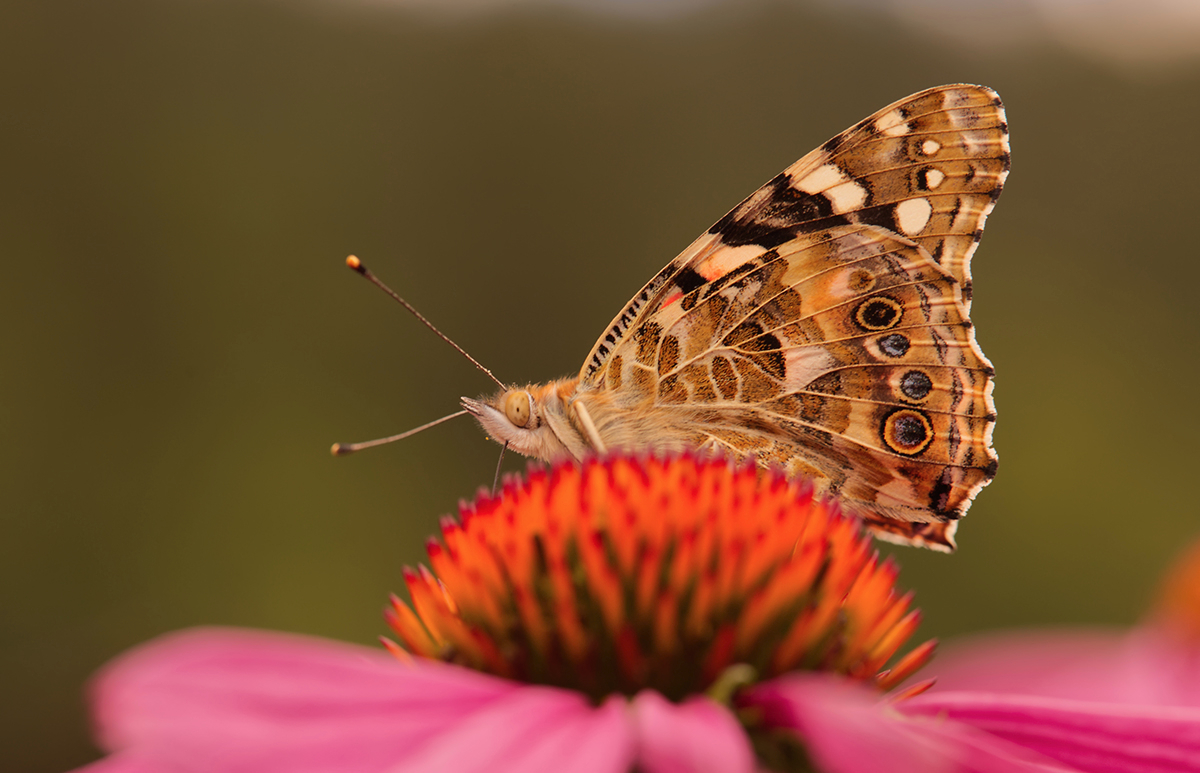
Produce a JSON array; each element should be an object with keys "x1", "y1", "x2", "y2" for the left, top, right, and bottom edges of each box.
[
  {"x1": 881, "y1": 408, "x2": 933, "y2": 455},
  {"x1": 893, "y1": 415, "x2": 927, "y2": 446},
  {"x1": 878, "y1": 334, "x2": 909, "y2": 357},
  {"x1": 854, "y1": 296, "x2": 903, "y2": 331},
  {"x1": 899, "y1": 370, "x2": 933, "y2": 401}
]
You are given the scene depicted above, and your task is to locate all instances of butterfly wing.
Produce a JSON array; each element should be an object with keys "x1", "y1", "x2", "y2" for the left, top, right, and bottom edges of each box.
[{"x1": 578, "y1": 84, "x2": 1009, "y2": 550}]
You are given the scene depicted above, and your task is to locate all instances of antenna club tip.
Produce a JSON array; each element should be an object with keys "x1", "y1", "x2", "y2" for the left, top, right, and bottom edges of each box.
[
  {"x1": 331, "y1": 443, "x2": 348, "y2": 456},
  {"x1": 345, "y1": 255, "x2": 365, "y2": 273}
]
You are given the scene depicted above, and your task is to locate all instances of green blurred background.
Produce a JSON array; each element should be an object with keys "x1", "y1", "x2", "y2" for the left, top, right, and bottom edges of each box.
[{"x1": 4, "y1": 0, "x2": 1199, "y2": 769}]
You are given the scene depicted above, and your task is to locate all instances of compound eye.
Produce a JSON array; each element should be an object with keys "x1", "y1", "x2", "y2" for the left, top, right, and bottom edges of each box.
[{"x1": 504, "y1": 391, "x2": 531, "y2": 428}]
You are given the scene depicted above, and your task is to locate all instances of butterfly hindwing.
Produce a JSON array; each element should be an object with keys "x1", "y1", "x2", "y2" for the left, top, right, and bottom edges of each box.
[{"x1": 577, "y1": 85, "x2": 1008, "y2": 550}]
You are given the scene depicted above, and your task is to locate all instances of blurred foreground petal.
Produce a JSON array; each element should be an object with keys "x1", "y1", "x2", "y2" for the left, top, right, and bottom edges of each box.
[
  {"x1": 747, "y1": 673, "x2": 1071, "y2": 773},
  {"x1": 88, "y1": 627, "x2": 538, "y2": 773},
  {"x1": 630, "y1": 691, "x2": 754, "y2": 773},
  {"x1": 389, "y1": 689, "x2": 633, "y2": 773},
  {"x1": 906, "y1": 692, "x2": 1200, "y2": 773},
  {"x1": 73, "y1": 753, "x2": 171, "y2": 773}
]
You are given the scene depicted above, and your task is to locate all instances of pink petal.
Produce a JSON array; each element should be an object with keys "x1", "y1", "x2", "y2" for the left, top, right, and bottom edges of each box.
[
  {"x1": 86, "y1": 627, "x2": 525, "y2": 772},
  {"x1": 746, "y1": 673, "x2": 1070, "y2": 773},
  {"x1": 390, "y1": 689, "x2": 633, "y2": 773},
  {"x1": 630, "y1": 691, "x2": 755, "y2": 773},
  {"x1": 926, "y1": 629, "x2": 1200, "y2": 708},
  {"x1": 905, "y1": 692, "x2": 1200, "y2": 773},
  {"x1": 71, "y1": 753, "x2": 177, "y2": 773}
]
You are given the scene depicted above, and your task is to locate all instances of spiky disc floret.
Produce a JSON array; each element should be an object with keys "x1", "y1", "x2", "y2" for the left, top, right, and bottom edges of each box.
[{"x1": 387, "y1": 454, "x2": 932, "y2": 701}]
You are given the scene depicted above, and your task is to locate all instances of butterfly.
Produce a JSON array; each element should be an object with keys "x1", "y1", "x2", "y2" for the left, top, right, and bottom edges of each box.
[{"x1": 460, "y1": 84, "x2": 1009, "y2": 551}]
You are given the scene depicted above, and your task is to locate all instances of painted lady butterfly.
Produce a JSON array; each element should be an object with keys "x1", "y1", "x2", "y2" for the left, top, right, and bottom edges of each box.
[{"x1": 456, "y1": 85, "x2": 1006, "y2": 551}]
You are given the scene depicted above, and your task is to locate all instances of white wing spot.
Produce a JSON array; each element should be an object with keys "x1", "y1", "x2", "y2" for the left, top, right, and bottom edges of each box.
[
  {"x1": 895, "y1": 198, "x2": 932, "y2": 236},
  {"x1": 921, "y1": 139, "x2": 941, "y2": 156},
  {"x1": 797, "y1": 164, "x2": 866, "y2": 214},
  {"x1": 797, "y1": 164, "x2": 848, "y2": 193},
  {"x1": 826, "y1": 181, "x2": 867, "y2": 213},
  {"x1": 875, "y1": 109, "x2": 910, "y2": 137},
  {"x1": 924, "y1": 168, "x2": 945, "y2": 189},
  {"x1": 696, "y1": 243, "x2": 764, "y2": 282}
]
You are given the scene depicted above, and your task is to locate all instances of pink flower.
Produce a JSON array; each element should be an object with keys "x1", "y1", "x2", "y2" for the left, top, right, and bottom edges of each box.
[
  {"x1": 73, "y1": 457, "x2": 1200, "y2": 773},
  {"x1": 885, "y1": 540, "x2": 1200, "y2": 773},
  {"x1": 78, "y1": 627, "x2": 750, "y2": 773},
  {"x1": 919, "y1": 539, "x2": 1200, "y2": 710}
]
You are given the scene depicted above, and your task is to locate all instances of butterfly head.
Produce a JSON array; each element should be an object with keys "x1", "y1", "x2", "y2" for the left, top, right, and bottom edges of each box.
[{"x1": 461, "y1": 383, "x2": 578, "y2": 463}]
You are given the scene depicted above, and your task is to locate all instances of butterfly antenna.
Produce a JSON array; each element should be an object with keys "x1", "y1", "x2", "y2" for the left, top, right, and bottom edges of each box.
[
  {"x1": 344, "y1": 255, "x2": 507, "y2": 390},
  {"x1": 331, "y1": 410, "x2": 469, "y2": 456}
]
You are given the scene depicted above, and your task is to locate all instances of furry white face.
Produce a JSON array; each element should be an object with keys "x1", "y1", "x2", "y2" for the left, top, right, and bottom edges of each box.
[{"x1": 461, "y1": 388, "x2": 574, "y2": 462}]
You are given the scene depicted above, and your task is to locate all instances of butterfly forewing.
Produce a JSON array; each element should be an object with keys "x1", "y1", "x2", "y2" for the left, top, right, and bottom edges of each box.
[
  {"x1": 582, "y1": 84, "x2": 1008, "y2": 381},
  {"x1": 784, "y1": 85, "x2": 1010, "y2": 303},
  {"x1": 575, "y1": 84, "x2": 1009, "y2": 551}
]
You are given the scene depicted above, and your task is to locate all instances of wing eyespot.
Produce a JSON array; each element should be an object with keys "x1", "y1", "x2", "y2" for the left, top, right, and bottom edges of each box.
[
  {"x1": 878, "y1": 333, "x2": 910, "y2": 358},
  {"x1": 854, "y1": 296, "x2": 904, "y2": 331},
  {"x1": 881, "y1": 408, "x2": 933, "y2": 456},
  {"x1": 898, "y1": 370, "x2": 933, "y2": 402}
]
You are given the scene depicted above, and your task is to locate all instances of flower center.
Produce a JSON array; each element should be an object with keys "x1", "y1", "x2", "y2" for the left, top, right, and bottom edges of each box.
[{"x1": 386, "y1": 455, "x2": 932, "y2": 702}]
